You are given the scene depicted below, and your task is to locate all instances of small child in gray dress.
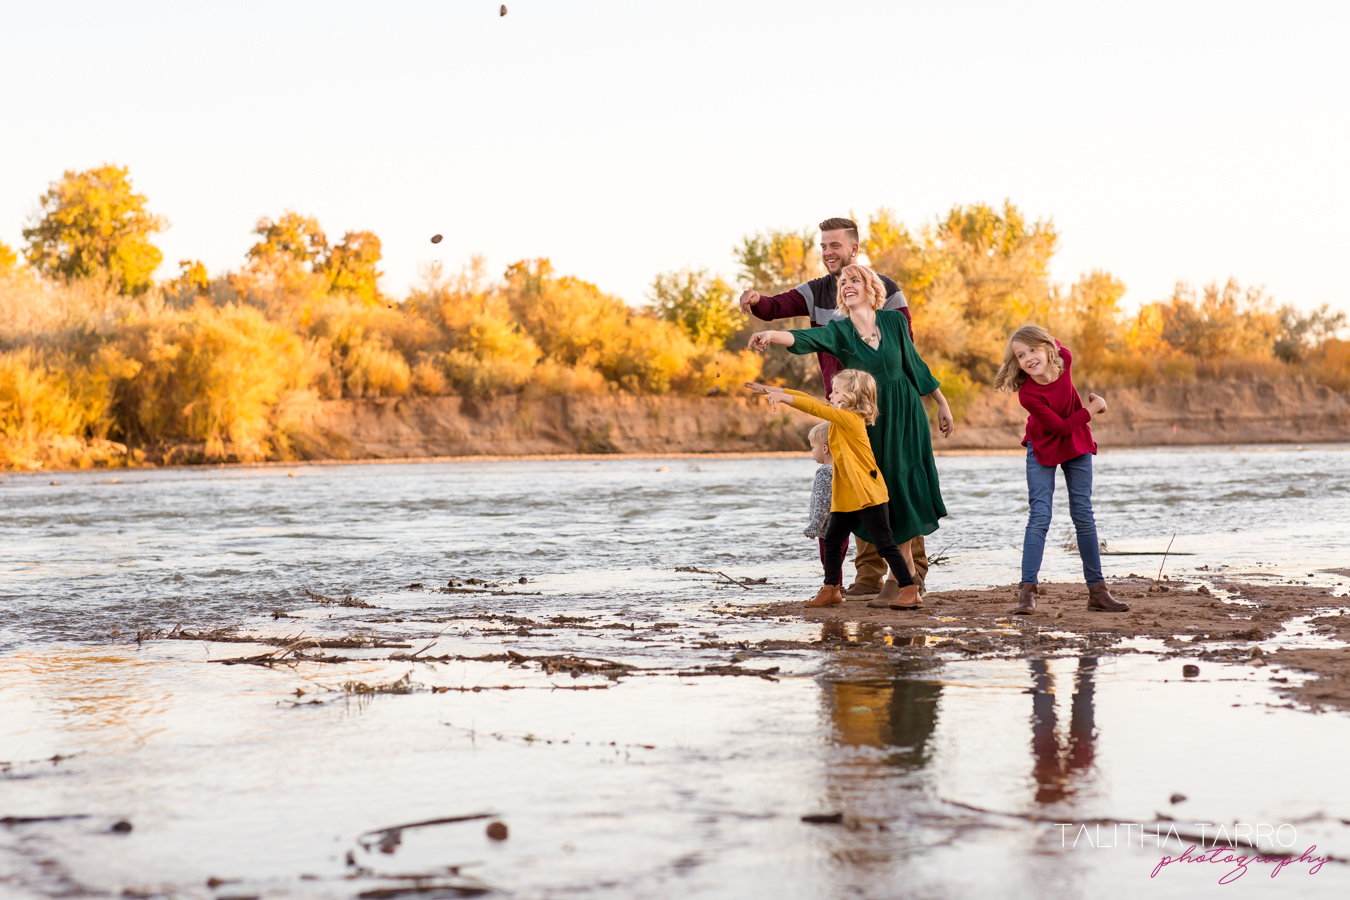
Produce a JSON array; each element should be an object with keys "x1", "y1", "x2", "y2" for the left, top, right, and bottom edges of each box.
[{"x1": 804, "y1": 423, "x2": 850, "y2": 567}]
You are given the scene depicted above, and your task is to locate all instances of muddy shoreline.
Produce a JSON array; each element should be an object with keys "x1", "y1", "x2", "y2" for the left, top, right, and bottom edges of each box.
[
  {"x1": 759, "y1": 576, "x2": 1350, "y2": 713},
  {"x1": 138, "y1": 576, "x2": 1350, "y2": 716}
]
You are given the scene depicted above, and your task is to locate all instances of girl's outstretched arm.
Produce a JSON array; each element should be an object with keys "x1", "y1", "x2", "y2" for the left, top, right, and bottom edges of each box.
[{"x1": 747, "y1": 330, "x2": 795, "y2": 351}]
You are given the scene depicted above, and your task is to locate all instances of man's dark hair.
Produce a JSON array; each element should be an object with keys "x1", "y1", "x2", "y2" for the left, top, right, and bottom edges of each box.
[{"x1": 819, "y1": 217, "x2": 859, "y2": 243}]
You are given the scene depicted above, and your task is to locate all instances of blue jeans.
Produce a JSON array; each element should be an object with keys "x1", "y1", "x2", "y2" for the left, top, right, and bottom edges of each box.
[{"x1": 1021, "y1": 446, "x2": 1103, "y2": 585}]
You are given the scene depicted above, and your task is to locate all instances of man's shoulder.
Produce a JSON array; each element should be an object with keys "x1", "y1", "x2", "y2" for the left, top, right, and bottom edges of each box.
[
  {"x1": 876, "y1": 272, "x2": 901, "y2": 294},
  {"x1": 800, "y1": 272, "x2": 835, "y2": 293}
]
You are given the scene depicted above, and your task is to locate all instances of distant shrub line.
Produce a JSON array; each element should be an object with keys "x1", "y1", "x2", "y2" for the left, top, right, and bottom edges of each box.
[{"x1": 1, "y1": 168, "x2": 1346, "y2": 469}]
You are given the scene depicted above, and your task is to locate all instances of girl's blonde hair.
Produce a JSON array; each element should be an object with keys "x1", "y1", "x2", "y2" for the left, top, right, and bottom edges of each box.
[
  {"x1": 838, "y1": 264, "x2": 888, "y2": 311},
  {"x1": 993, "y1": 324, "x2": 1065, "y2": 393},
  {"x1": 808, "y1": 422, "x2": 831, "y2": 447},
  {"x1": 831, "y1": 369, "x2": 879, "y2": 424}
]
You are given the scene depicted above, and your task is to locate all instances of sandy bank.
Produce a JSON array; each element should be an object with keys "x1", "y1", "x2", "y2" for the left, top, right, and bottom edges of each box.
[
  {"x1": 763, "y1": 576, "x2": 1350, "y2": 713},
  {"x1": 281, "y1": 380, "x2": 1350, "y2": 461}
]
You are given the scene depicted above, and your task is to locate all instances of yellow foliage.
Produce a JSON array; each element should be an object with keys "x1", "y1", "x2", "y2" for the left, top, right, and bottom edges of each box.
[
  {"x1": 457, "y1": 310, "x2": 542, "y2": 367},
  {"x1": 526, "y1": 359, "x2": 608, "y2": 397},
  {"x1": 440, "y1": 349, "x2": 536, "y2": 396},
  {"x1": 927, "y1": 362, "x2": 978, "y2": 422},
  {"x1": 673, "y1": 348, "x2": 763, "y2": 395},
  {"x1": 0, "y1": 345, "x2": 139, "y2": 441},
  {"x1": 1312, "y1": 339, "x2": 1350, "y2": 392},
  {"x1": 344, "y1": 343, "x2": 411, "y2": 398},
  {"x1": 114, "y1": 304, "x2": 318, "y2": 460},
  {"x1": 6, "y1": 185, "x2": 1350, "y2": 468},
  {"x1": 411, "y1": 358, "x2": 448, "y2": 396},
  {"x1": 588, "y1": 314, "x2": 693, "y2": 394},
  {"x1": 22, "y1": 164, "x2": 166, "y2": 295}
]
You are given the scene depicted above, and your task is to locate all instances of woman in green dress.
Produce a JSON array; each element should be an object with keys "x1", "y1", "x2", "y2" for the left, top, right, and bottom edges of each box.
[{"x1": 748, "y1": 264, "x2": 953, "y2": 608}]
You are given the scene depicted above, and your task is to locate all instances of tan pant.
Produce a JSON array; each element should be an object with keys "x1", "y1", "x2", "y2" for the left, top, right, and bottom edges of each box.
[{"x1": 854, "y1": 534, "x2": 928, "y2": 587}]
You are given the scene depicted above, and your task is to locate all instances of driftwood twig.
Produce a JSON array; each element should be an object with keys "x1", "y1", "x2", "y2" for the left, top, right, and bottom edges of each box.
[
  {"x1": 1156, "y1": 533, "x2": 1178, "y2": 582},
  {"x1": 674, "y1": 566, "x2": 760, "y2": 590}
]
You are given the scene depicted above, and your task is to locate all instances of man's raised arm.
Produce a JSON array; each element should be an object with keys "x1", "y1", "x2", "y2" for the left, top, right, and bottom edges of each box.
[{"x1": 739, "y1": 286, "x2": 809, "y2": 321}]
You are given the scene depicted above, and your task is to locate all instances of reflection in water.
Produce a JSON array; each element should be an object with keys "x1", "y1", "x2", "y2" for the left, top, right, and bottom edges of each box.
[
  {"x1": 1029, "y1": 656, "x2": 1098, "y2": 804},
  {"x1": 826, "y1": 653, "x2": 942, "y2": 771},
  {"x1": 0, "y1": 649, "x2": 173, "y2": 749}
]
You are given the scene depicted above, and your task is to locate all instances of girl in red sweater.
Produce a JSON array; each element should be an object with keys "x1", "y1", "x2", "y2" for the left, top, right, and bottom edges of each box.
[{"x1": 993, "y1": 325, "x2": 1129, "y2": 615}]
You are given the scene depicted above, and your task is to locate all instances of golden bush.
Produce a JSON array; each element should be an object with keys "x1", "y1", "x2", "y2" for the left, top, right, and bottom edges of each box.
[
  {"x1": 344, "y1": 342, "x2": 411, "y2": 398},
  {"x1": 411, "y1": 358, "x2": 448, "y2": 396},
  {"x1": 113, "y1": 304, "x2": 314, "y2": 459}
]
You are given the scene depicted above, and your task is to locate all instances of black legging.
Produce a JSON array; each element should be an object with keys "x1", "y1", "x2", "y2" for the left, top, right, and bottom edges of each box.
[{"x1": 822, "y1": 503, "x2": 913, "y2": 587}]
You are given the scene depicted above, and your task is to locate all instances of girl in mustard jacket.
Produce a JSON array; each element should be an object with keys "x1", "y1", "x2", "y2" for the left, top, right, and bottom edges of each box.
[{"x1": 748, "y1": 370, "x2": 921, "y2": 610}]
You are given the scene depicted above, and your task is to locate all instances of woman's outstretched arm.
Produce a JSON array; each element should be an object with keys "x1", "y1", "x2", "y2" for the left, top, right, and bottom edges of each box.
[{"x1": 747, "y1": 330, "x2": 796, "y2": 351}]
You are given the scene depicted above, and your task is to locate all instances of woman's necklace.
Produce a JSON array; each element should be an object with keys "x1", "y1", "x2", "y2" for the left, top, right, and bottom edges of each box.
[{"x1": 853, "y1": 315, "x2": 880, "y2": 347}]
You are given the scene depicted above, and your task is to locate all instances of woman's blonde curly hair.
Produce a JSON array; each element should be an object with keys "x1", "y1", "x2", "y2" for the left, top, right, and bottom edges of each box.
[
  {"x1": 831, "y1": 369, "x2": 879, "y2": 425},
  {"x1": 838, "y1": 264, "x2": 888, "y2": 311},
  {"x1": 993, "y1": 324, "x2": 1065, "y2": 393}
]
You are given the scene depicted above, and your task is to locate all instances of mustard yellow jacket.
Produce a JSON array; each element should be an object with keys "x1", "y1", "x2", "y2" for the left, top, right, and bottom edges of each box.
[{"x1": 785, "y1": 390, "x2": 888, "y2": 512}]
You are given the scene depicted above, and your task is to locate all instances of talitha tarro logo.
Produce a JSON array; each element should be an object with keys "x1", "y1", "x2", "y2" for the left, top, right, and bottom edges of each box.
[{"x1": 1054, "y1": 822, "x2": 1328, "y2": 884}]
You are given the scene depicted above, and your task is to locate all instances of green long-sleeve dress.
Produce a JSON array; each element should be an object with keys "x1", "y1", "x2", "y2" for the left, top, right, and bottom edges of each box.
[{"x1": 787, "y1": 310, "x2": 947, "y2": 543}]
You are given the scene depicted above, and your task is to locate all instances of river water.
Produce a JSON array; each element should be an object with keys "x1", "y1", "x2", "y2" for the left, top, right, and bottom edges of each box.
[{"x1": 2, "y1": 446, "x2": 1349, "y2": 898}]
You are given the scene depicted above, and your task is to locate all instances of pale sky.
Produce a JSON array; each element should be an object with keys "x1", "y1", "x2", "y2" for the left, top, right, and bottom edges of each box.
[{"x1": 3, "y1": 0, "x2": 1347, "y2": 314}]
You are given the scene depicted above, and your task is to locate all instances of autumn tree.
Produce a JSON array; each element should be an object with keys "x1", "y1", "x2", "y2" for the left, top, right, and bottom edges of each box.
[
  {"x1": 239, "y1": 214, "x2": 385, "y2": 307},
  {"x1": 320, "y1": 231, "x2": 384, "y2": 304},
  {"x1": 734, "y1": 228, "x2": 821, "y2": 294},
  {"x1": 1274, "y1": 303, "x2": 1346, "y2": 364},
  {"x1": 246, "y1": 212, "x2": 327, "y2": 273},
  {"x1": 866, "y1": 201, "x2": 1058, "y2": 382},
  {"x1": 22, "y1": 164, "x2": 167, "y2": 294},
  {"x1": 169, "y1": 259, "x2": 211, "y2": 297},
  {"x1": 1065, "y1": 270, "x2": 1126, "y2": 373},
  {"x1": 649, "y1": 268, "x2": 743, "y2": 347},
  {"x1": 503, "y1": 258, "x2": 693, "y2": 393},
  {"x1": 0, "y1": 241, "x2": 17, "y2": 272},
  {"x1": 729, "y1": 228, "x2": 824, "y2": 389},
  {"x1": 1154, "y1": 279, "x2": 1279, "y2": 360}
]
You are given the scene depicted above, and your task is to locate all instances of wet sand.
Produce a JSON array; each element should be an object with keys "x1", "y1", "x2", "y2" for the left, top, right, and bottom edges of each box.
[
  {"x1": 769, "y1": 576, "x2": 1350, "y2": 712},
  {"x1": 5, "y1": 573, "x2": 1350, "y2": 897}
]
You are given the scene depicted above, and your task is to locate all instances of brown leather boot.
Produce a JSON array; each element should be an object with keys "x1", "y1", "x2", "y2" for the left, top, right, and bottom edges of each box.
[
  {"x1": 1087, "y1": 581, "x2": 1129, "y2": 612},
  {"x1": 869, "y1": 577, "x2": 900, "y2": 608},
  {"x1": 1013, "y1": 582, "x2": 1037, "y2": 615},
  {"x1": 843, "y1": 582, "x2": 880, "y2": 600},
  {"x1": 805, "y1": 584, "x2": 844, "y2": 608},
  {"x1": 889, "y1": 584, "x2": 922, "y2": 609}
]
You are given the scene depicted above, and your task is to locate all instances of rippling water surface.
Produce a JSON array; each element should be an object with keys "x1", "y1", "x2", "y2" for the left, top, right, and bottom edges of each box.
[{"x1": 2, "y1": 447, "x2": 1349, "y2": 898}]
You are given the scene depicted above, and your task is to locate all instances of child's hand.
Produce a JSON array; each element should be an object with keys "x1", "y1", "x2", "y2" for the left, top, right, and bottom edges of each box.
[
  {"x1": 744, "y1": 382, "x2": 771, "y2": 395},
  {"x1": 1087, "y1": 392, "x2": 1107, "y2": 415},
  {"x1": 765, "y1": 389, "x2": 791, "y2": 410}
]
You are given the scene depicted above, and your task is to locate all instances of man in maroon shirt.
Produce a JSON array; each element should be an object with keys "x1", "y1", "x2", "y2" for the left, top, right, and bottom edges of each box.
[{"x1": 739, "y1": 217, "x2": 929, "y2": 601}]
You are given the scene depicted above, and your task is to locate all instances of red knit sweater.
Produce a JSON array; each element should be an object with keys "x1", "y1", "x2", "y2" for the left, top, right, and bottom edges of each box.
[{"x1": 1019, "y1": 343, "x2": 1096, "y2": 466}]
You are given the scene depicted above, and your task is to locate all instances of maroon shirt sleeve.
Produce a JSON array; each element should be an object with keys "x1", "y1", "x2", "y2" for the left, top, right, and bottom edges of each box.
[{"x1": 749, "y1": 288, "x2": 807, "y2": 321}]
